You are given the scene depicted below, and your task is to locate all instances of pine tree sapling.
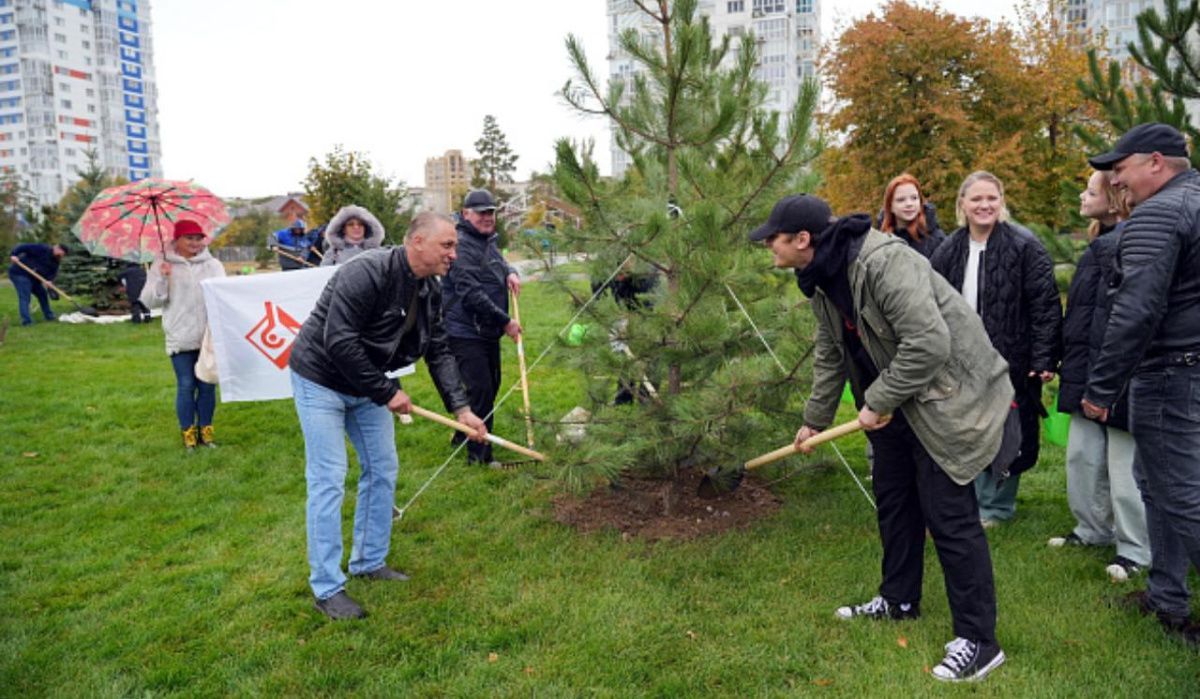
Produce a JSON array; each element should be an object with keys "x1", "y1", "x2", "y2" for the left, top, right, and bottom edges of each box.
[{"x1": 552, "y1": 0, "x2": 821, "y2": 489}]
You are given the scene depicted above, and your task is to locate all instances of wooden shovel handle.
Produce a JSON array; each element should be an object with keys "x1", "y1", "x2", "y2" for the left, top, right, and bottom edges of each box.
[
  {"x1": 408, "y1": 404, "x2": 546, "y2": 462},
  {"x1": 510, "y1": 292, "x2": 534, "y2": 447},
  {"x1": 11, "y1": 258, "x2": 75, "y2": 301},
  {"x1": 744, "y1": 418, "x2": 866, "y2": 470}
]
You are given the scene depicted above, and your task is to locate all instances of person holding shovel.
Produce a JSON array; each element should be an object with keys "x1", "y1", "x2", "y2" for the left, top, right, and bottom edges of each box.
[
  {"x1": 441, "y1": 189, "x2": 521, "y2": 467},
  {"x1": 7, "y1": 242, "x2": 68, "y2": 326},
  {"x1": 140, "y1": 219, "x2": 225, "y2": 449},
  {"x1": 752, "y1": 194, "x2": 1016, "y2": 682},
  {"x1": 289, "y1": 212, "x2": 487, "y2": 621}
]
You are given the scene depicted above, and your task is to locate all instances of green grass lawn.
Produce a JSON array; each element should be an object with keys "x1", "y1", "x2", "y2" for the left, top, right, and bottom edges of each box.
[{"x1": 0, "y1": 279, "x2": 1197, "y2": 697}]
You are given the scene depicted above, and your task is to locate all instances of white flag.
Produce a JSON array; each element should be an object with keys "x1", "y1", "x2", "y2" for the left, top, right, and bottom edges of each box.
[{"x1": 200, "y1": 267, "x2": 413, "y2": 402}]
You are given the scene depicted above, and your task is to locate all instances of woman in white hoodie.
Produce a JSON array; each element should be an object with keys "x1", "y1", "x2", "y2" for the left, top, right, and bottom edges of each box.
[
  {"x1": 140, "y1": 219, "x2": 226, "y2": 449},
  {"x1": 319, "y1": 205, "x2": 384, "y2": 266}
]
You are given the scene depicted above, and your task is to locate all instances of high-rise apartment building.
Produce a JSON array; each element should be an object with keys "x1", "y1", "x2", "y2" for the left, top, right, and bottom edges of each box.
[
  {"x1": 606, "y1": 0, "x2": 820, "y2": 177},
  {"x1": 1064, "y1": 0, "x2": 1162, "y2": 62},
  {"x1": 423, "y1": 149, "x2": 473, "y2": 214},
  {"x1": 1, "y1": 0, "x2": 161, "y2": 205}
]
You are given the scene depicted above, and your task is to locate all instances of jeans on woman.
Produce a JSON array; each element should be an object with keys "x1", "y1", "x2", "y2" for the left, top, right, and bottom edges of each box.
[
  {"x1": 169, "y1": 350, "x2": 216, "y2": 429},
  {"x1": 291, "y1": 371, "x2": 398, "y2": 601}
]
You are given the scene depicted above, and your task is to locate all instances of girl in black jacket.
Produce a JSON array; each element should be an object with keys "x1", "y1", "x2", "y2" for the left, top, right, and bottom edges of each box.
[
  {"x1": 879, "y1": 173, "x2": 946, "y2": 259},
  {"x1": 1050, "y1": 170, "x2": 1148, "y2": 580},
  {"x1": 930, "y1": 171, "x2": 1063, "y2": 526}
]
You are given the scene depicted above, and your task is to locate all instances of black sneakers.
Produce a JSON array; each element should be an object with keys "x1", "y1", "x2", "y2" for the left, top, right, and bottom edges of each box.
[
  {"x1": 353, "y1": 565, "x2": 410, "y2": 582},
  {"x1": 932, "y1": 637, "x2": 1006, "y2": 682},
  {"x1": 314, "y1": 591, "x2": 367, "y2": 620},
  {"x1": 835, "y1": 595, "x2": 920, "y2": 621},
  {"x1": 1046, "y1": 532, "x2": 1087, "y2": 547}
]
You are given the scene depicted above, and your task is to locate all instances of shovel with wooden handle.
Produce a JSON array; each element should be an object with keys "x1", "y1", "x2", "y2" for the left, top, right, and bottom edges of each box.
[
  {"x1": 697, "y1": 418, "x2": 867, "y2": 498},
  {"x1": 510, "y1": 291, "x2": 535, "y2": 447},
  {"x1": 407, "y1": 404, "x2": 546, "y2": 462},
  {"x1": 10, "y1": 258, "x2": 98, "y2": 317}
]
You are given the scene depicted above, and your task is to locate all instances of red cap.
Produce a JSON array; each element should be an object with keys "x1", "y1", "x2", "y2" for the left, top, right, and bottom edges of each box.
[{"x1": 172, "y1": 219, "x2": 204, "y2": 240}]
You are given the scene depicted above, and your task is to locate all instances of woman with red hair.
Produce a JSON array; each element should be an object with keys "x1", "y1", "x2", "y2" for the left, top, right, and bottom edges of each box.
[{"x1": 879, "y1": 173, "x2": 946, "y2": 259}]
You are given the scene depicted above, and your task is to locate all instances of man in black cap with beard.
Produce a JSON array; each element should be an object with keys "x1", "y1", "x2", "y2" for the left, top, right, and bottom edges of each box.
[
  {"x1": 442, "y1": 189, "x2": 522, "y2": 466},
  {"x1": 1083, "y1": 122, "x2": 1200, "y2": 645},
  {"x1": 751, "y1": 193, "x2": 1016, "y2": 681}
]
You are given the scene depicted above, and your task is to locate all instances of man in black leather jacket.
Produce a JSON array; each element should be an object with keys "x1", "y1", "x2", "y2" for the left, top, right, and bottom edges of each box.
[
  {"x1": 441, "y1": 189, "x2": 521, "y2": 466},
  {"x1": 1084, "y1": 122, "x2": 1200, "y2": 644},
  {"x1": 289, "y1": 212, "x2": 487, "y2": 621}
]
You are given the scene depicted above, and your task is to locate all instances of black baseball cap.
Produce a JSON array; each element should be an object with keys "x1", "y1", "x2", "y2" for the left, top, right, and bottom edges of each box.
[
  {"x1": 749, "y1": 194, "x2": 835, "y2": 242},
  {"x1": 1088, "y1": 122, "x2": 1189, "y2": 170},
  {"x1": 463, "y1": 189, "x2": 497, "y2": 212}
]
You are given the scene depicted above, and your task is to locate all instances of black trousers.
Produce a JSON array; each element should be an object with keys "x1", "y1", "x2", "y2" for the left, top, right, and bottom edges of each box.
[
  {"x1": 869, "y1": 413, "x2": 998, "y2": 642},
  {"x1": 450, "y1": 336, "x2": 501, "y2": 462},
  {"x1": 1009, "y1": 373, "x2": 1044, "y2": 476}
]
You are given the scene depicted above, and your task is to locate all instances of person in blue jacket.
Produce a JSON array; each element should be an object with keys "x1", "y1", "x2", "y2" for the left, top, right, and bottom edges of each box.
[
  {"x1": 271, "y1": 219, "x2": 321, "y2": 270},
  {"x1": 7, "y1": 242, "x2": 68, "y2": 325}
]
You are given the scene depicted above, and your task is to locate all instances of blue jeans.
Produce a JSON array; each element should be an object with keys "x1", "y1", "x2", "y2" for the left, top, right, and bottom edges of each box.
[
  {"x1": 291, "y1": 372, "x2": 398, "y2": 600},
  {"x1": 975, "y1": 470, "x2": 1021, "y2": 522},
  {"x1": 11, "y1": 274, "x2": 54, "y2": 325},
  {"x1": 169, "y1": 350, "x2": 216, "y2": 429},
  {"x1": 1129, "y1": 365, "x2": 1200, "y2": 619}
]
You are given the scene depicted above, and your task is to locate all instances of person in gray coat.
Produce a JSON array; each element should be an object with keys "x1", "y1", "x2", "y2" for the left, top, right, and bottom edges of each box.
[
  {"x1": 320, "y1": 205, "x2": 384, "y2": 266},
  {"x1": 753, "y1": 194, "x2": 1016, "y2": 682}
]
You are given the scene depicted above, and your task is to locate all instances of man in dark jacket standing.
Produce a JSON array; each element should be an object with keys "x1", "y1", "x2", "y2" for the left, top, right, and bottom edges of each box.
[
  {"x1": 288, "y1": 212, "x2": 487, "y2": 621},
  {"x1": 442, "y1": 189, "x2": 521, "y2": 466},
  {"x1": 8, "y1": 242, "x2": 67, "y2": 325},
  {"x1": 1084, "y1": 122, "x2": 1200, "y2": 644}
]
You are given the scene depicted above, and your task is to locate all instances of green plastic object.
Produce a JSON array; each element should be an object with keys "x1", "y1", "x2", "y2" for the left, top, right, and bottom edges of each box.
[
  {"x1": 840, "y1": 382, "x2": 854, "y2": 406},
  {"x1": 565, "y1": 323, "x2": 590, "y2": 346},
  {"x1": 1042, "y1": 411, "x2": 1071, "y2": 447}
]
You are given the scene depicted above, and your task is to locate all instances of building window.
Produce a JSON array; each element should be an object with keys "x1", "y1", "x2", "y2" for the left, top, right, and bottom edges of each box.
[
  {"x1": 81, "y1": 40, "x2": 90, "y2": 49},
  {"x1": 54, "y1": 17, "x2": 65, "y2": 27},
  {"x1": 60, "y1": 99, "x2": 71, "y2": 109},
  {"x1": 727, "y1": 0, "x2": 744, "y2": 11},
  {"x1": 753, "y1": 0, "x2": 785, "y2": 14},
  {"x1": 796, "y1": 0, "x2": 812, "y2": 12},
  {"x1": 57, "y1": 50, "x2": 68, "y2": 59},
  {"x1": 87, "y1": 104, "x2": 95, "y2": 113},
  {"x1": 58, "y1": 82, "x2": 70, "y2": 92},
  {"x1": 54, "y1": 33, "x2": 67, "y2": 43}
]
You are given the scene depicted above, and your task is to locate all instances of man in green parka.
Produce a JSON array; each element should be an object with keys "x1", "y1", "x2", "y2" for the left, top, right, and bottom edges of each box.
[{"x1": 752, "y1": 194, "x2": 1016, "y2": 682}]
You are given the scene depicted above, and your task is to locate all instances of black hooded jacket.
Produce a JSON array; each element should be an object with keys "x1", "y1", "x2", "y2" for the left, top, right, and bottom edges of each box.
[
  {"x1": 1057, "y1": 223, "x2": 1129, "y2": 429},
  {"x1": 442, "y1": 218, "x2": 517, "y2": 340},
  {"x1": 929, "y1": 221, "x2": 1062, "y2": 379}
]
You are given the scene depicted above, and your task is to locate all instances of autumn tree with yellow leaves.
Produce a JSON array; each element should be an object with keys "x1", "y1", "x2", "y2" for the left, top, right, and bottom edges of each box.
[{"x1": 820, "y1": 0, "x2": 1096, "y2": 232}]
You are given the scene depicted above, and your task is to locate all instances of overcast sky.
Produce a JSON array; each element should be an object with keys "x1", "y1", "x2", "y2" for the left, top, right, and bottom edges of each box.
[{"x1": 151, "y1": 1, "x2": 1015, "y2": 198}]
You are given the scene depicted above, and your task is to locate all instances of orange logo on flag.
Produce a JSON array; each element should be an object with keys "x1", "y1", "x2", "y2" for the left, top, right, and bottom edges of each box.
[{"x1": 246, "y1": 301, "x2": 302, "y2": 369}]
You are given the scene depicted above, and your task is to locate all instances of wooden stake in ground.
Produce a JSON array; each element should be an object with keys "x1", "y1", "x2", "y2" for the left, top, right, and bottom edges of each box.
[{"x1": 511, "y1": 290, "x2": 534, "y2": 448}]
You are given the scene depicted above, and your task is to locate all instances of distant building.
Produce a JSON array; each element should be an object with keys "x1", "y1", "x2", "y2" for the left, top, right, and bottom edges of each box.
[
  {"x1": 423, "y1": 149, "x2": 473, "y2": 214},
  {"x1": 606, "y1": 0, "x2": 821, "y2": 177},
  {"x1": 1063, "y1": 0, "x2": 1160, "y2": 63},
  {"x1": 2, "y1": 0, "x2": 163, "y2": 205}
]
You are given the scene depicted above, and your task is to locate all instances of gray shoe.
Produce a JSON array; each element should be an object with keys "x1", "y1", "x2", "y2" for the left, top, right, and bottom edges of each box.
[
  {"x1": 354, "y1": 565, "x2": 410, "y2": 582},
  {"x1": 314, "y1": 591, "x2": 366, "y2": 620}
]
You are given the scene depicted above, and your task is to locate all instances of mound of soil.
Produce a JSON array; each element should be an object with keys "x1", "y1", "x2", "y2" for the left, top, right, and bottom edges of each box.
[{"x1": 553, "y1": 468, "x2": 782, "y2": 541}]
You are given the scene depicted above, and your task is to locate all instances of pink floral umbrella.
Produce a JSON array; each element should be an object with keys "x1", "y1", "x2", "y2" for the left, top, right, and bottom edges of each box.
[{"x1": 71, "y1": 178, "x2": 231, "y2": 262}]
